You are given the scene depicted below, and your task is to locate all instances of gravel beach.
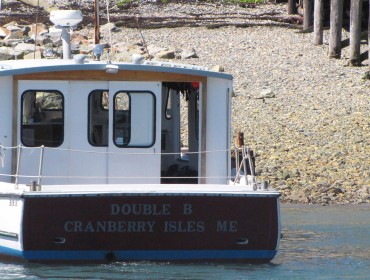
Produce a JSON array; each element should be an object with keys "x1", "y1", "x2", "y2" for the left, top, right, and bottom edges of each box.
[
  {"x1": 1, "y1": 1, "x2": 369, "y2": 204},
  {"x1": 103, "y1": 3, "x2": 370, "y2": 204}
]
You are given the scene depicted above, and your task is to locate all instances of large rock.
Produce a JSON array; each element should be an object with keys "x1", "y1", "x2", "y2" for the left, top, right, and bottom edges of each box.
[
  {"x1": 100, "y1": 23, "x2": 121, "y2": 35},
  {"x1": 155, "y1": 50, "x2": 175, "y2": 59},
  {"x1": 14, "y1": 42, "x2": 36, "y2": 55},
  {"x1": 0, "y1": 46, "x2": 13, "y2": 60},
  {"x1": 0, "y1": 27, "x2": 10, "y2": 38},
  {"x1": 28, "y1": 23, "x2": 48, "y2": 40},
  {"x1": 181, "y1": 48, "x2": 198, "y2": 59}
]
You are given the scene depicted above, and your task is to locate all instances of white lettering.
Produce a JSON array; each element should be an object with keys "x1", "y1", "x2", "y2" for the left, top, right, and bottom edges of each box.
[
  {"x1": 110, "y1": 204, "x2": 171, "y2": 216},
  {"x1": 163, "y1": 221, "x2": 204, "y2": 233},
  {"x1": 216, "y1": 221, "x2": 238, "y2": 232},
  {"x1": 146, "y1": 221, "x2": 156, "y2": 232},
  {"x1": 85, "y1": 221, "x2": 95, "y2": 232},
  {"x1": 183, "y1": 204, "x2": 192, "y2": 215},
  {"x1": 110, "y1": 204, "x2": 120, "y2": 215},
  {"x1": 63, "y1": 220, "x2": 157, "y2": 233},
  {"x1": 64, "y1": 221, "x2": 73, "y2": 232}
]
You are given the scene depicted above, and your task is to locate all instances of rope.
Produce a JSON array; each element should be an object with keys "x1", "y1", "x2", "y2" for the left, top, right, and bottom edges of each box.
[
  {"x1": 0, "y1": 173, "x2": 231, "y2": 180},
  {"x1": 0, "y1": 144, "x2": 231, "y2": 156}
]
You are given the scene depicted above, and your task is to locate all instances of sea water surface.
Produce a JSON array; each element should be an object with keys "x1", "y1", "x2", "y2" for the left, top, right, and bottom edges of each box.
[{"x1": 1, "y1": 204, "x2": 369, "y2": 279}]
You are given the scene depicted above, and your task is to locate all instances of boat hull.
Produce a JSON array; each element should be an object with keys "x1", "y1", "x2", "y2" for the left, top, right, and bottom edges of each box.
[{"x1": 0, "y1": 193, "x2": 280, "y2": 263}]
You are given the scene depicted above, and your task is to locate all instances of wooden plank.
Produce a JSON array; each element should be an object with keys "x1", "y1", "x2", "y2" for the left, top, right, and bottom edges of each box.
[
  {"x1": 14, "y1": 70, "x2": 207, "y2": 84},
  {"x1": 349, "y1": 0, "x2": 364, "y2": 66},
  {"x1": 313, "y1": 0, "x2": 324, "y2": 45},
  {"x1": 329, "y1": 0, "x2": 344, "y2": 58}
]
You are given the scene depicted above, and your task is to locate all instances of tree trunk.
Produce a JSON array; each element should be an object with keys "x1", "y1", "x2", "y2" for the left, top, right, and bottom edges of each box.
[
  {"x1": 328, "y1": 0, "x2": 344, "y2": 58},
  {"x1": 313, "y1": 0, "x2": 324, "y2": 45}
]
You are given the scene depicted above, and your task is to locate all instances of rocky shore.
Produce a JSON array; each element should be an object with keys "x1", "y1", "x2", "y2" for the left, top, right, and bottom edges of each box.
[{"x1": 1, "y1": 1, "x2": 369, "y2": 204}]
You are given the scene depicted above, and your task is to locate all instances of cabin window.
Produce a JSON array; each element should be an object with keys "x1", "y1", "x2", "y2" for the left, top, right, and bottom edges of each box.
[
  {"x1": 113, "y1": 91, "x2": 155, "y2": 147},
  {"x1": 88, "y1": 90, "x2": 109, "y2": 146},
  {"x1": 21, "y1": 90, "x2": 64, "y2": 147}
]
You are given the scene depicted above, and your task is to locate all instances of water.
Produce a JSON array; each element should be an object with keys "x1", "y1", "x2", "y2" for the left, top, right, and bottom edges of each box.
[{"x1": 1, "y1": 204, "x2": 369, "y2": 279}]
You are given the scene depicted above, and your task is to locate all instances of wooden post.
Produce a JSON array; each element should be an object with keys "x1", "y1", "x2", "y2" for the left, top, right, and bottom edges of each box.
[
  {"x1": 313, "y1": 0, "x2": 324, "y2": 45},
  {"x1": 303, "y1": 0, "x2": 313, "y2": 31},
  {"x1": 349, "y1": 0, "x2": 363, "y2": 66},
  {"x1": 288, "y1": 0, "x2": 297, "y2": 14},
  {"x1": 328, "y1": 0, "x2": 344, "y2": 58},
  {"x1": 94, "y1": 0, "x2": 100, "y2": 45}
]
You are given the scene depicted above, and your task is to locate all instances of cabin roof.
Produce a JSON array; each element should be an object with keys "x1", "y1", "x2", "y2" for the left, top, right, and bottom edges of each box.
[{"x1": 0, "y1": 59, "x2": 233, "y2": 80}]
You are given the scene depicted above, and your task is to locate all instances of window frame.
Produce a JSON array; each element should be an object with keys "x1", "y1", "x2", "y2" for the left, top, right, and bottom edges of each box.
[
  {"x1": 88, "y1": 89, "x2": 109, "y2": 147},
  {"x1": 20, "y1": 89, "x2": 64, "y2": 147},
  {"x1": 113, "y1": 90, "x2": 156, "y2": 148}
]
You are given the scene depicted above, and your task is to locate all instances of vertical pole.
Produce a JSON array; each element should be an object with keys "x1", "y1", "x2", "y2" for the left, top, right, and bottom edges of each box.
[
  {"x1": 349, "y1": 0, "x2": 363, "y2": 66},
  {"x1": 303, "y1": 0, "x2": 313, "y2": 31},
  {"x1": 328, "y1": 0, "x2": 344, "y2": 58},
  {"x1": 15, "y1": 145, "x2": 21, "y2": 187},
  {"x1": 95, "y1": 0, "x2": 100, "y2": 44},
  {"x1": 313, "y1": 0, "x2": 324, "y2": 45},
  {"x1": 61, "y1": 27, "x2": 71, "y2": 60},
  {"x1": 37, "y1": 145, "x2": 44, "y2": 186},
  {"x1": 236, "y1": 132, "x2": 245, "y2": 176},
  {"x1": 288, "y1": 0, "x2": 297, "y2": 14}
]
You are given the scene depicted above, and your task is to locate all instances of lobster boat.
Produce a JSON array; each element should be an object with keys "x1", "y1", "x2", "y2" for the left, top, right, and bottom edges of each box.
[{"x1": 0, "y1": 10, "x2": 280, "y2": 263}]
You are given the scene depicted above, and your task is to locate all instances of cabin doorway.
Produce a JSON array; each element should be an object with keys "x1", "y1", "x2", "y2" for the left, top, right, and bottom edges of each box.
[{"x1": 160, "y1": 82, "x2": 200, "y2": 184}]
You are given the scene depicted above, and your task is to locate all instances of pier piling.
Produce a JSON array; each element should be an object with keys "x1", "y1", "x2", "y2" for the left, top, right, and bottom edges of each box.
[
  {"x1": 328, "y1": 0, "x2": 344, "y2": 59},
  {"x1": 293, "y1": 0, "x2": 369, "y2": 71},
  {"x1": 313, "y1": 0, "x2": 324, "y2": 45}
]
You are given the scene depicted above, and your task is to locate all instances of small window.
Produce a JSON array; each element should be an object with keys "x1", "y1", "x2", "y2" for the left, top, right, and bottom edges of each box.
[
  {"x1": 114, "y1": 91, "x2": 155, "y2": 147},
  {"x1": 88, "y1": 90, "x2": 109, "y2": 146},
  {"x1": 21, "y1": 90, "x2": 64, "y2": 147}
]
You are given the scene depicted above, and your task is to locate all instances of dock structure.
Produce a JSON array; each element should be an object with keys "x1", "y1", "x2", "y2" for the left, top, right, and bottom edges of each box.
[{"x1": 288, "y1": 0, "x2": 370, "y2": 70}]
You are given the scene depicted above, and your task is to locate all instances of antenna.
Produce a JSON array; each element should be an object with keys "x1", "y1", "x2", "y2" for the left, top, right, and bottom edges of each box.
[{"x1": 50, "y1": 10, "x2": 83, "y2": 59}]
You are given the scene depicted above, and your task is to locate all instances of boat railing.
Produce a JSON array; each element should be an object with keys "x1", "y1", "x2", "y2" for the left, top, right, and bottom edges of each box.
[{"x1": 0, "y1": 144, "x2": 262, "y2": 189}]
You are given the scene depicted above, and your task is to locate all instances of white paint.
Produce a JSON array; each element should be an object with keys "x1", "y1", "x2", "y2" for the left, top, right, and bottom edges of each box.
[
  {"x1": 0, "y1": 196, "x2": 24, "y2": 252},
  {"x1": 0, "y1": 76, "x2": 12, "y2": 183},
  {"x1": 107, "y1": 82, "x2": 161, "y2": 184},
  {"x1": 205, "y1": 77, "x2": 232, "y2": 184},
  {"x1": 18, "y1": 80, "x2": 70, "y2": 185}
]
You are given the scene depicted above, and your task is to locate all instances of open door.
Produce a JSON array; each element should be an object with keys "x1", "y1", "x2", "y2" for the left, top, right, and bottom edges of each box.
[{"x1": 160, "y1": 82, "x2": 200, "y2": 184}]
